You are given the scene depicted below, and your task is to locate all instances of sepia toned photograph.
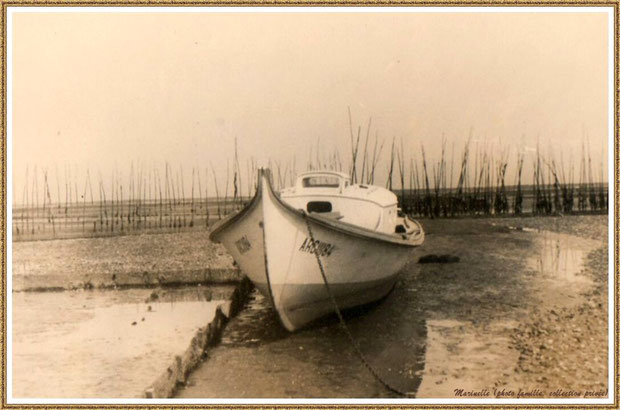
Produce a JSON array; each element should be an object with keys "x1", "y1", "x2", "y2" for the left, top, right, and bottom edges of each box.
[{"x1": 4, "y1": 5, "x2": 615, "y2": 405}]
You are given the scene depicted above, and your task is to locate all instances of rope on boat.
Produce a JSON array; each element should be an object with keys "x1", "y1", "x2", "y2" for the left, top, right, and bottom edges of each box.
[{"x1": 302, "y1": 212, "x2": 413, "y2": 398}]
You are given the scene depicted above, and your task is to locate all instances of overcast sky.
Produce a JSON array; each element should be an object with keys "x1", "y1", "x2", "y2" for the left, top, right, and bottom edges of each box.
[{"x1": 11, "y1": 9, "x2": 610, "y2": 203}]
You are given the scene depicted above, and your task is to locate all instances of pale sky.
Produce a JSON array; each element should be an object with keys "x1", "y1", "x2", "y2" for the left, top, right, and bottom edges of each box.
[{"x1": 11, "y1": 10, "x2": 609, "y2": 203}]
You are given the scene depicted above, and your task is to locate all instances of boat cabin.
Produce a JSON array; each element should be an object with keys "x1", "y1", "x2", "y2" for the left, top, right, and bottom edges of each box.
[{"x1": 280, "y1": 171, "x2": 399, "y2": 234}]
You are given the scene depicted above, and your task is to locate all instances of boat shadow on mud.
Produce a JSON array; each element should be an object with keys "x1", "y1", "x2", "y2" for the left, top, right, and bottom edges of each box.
[{"x1": 211, "y1": 267, "x2": 431, "y2": 397}]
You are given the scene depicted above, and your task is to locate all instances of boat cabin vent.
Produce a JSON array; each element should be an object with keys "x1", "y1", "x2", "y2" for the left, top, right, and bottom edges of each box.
[{"x1": 307, "y1": 201, "x2": 332, "y2": 213}]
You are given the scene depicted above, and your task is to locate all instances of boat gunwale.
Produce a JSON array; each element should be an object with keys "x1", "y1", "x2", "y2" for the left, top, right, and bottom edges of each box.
[
  {"x1": 208, "y1": 176, "x2": 263, "y2": 241},
  {"x1": 210, "y1": 169, "x2": 424, "y2": 248}
]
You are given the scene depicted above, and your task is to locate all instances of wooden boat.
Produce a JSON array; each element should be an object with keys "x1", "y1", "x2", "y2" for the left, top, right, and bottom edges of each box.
[{"x1": 209, "y1": 169, "x2": 424, "y2": 331}]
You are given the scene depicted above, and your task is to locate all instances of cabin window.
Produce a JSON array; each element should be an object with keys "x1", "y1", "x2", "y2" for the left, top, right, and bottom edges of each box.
[
  {"x1": 302, "y1": 176, "x2": 340, "y2": 188},
  {"x1": 307, "y1": 201, "x2": 332, "y2": 213}
]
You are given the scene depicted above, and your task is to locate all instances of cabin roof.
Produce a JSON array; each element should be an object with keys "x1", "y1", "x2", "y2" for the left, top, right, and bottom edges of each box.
[
  {"x1": 284, "y1": 170, "x2": 397, "y2": 207},
  {"x1": 348, "y1": 184, "x2": 398, "y2": 207},
  {"x1": 296, "y1": 170, "x2": 351, "y2": 181}
]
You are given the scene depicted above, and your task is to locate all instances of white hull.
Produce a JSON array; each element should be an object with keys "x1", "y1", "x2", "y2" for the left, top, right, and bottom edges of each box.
[{"x1": 210, "y1": 170, "x2": 424, "y2": 331}]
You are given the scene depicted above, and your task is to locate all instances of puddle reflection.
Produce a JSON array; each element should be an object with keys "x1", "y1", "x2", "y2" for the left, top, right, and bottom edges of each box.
[{"x1": 529, "y1": 232, "x2": 593, "y2": 285}]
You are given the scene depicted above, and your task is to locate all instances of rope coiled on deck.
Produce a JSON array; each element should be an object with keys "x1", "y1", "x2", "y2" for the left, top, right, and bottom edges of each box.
[{"x1": 302, "y1": 211, "x2": 413, "y2": 398}]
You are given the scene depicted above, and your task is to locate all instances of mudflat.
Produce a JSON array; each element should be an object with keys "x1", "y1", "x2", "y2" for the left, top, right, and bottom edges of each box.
[
  {"x1": 12, "y1": 230, "x2": 239, "y2": 291},
  {"x1": 177, "y1": 215, "x2": 608, "y2": 399}
]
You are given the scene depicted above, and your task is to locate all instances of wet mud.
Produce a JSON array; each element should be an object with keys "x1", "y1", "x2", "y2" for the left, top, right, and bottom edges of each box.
[
  {"x1": 177, "y1": 215, "x2": 608, "y2": 399},
  {"x1": 12, "y1": 286, "x2": 235, "y2": 398}
]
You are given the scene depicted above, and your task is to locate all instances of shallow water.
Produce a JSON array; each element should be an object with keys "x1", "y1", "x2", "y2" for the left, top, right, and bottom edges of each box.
[
  {"x1": 530, "y1": 231, "x2": 594, "y2": 282},
  {"x1": 12, "y1": 286, "x2": 234, "y2": 398},
  {"x1": 525, "y1": 230, "x2": 600, "y2": 308}
]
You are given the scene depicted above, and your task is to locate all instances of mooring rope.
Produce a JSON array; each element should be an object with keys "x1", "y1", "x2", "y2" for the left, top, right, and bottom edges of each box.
[{"x1": 302, "y1": 212, "x2": 413, "y2": 398}]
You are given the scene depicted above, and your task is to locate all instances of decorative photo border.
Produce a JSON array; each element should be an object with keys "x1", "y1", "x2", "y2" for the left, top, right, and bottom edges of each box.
[{"x1": 0, "y1": 3, "x2": 617, "y2": 408}]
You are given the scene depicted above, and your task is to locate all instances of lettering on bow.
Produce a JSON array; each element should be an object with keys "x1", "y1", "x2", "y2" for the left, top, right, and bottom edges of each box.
[{"x1": 299, "y1": 237, "x2": 335, "y2": 257}]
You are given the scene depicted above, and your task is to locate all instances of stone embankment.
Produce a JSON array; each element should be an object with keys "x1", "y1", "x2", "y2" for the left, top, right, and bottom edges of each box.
[{"x1": 144, "y1": 278, "x2": 253, "y2": 398}]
